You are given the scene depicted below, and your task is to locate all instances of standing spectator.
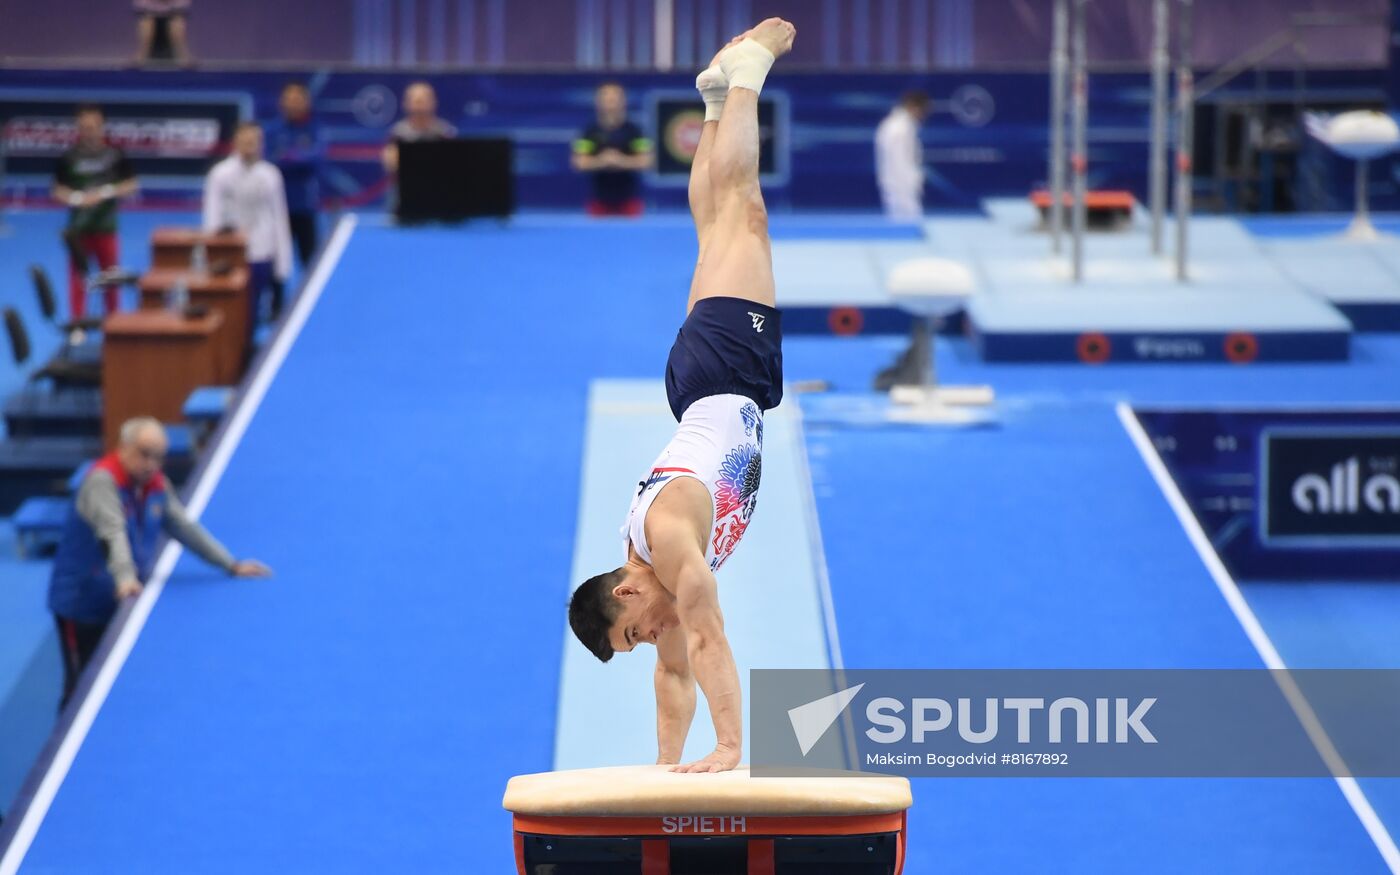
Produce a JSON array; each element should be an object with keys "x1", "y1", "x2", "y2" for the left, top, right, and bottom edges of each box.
[
  {"x1": 134, "y1": 0, "x2": 192, "y2": 65},
  {"x1": 48, "y1": 417, "x2": 270, "y2": 708},
  {"x1": 380, "y1": 81, "x2": 457, "y2": 175},
  {"x1": 203, "y1": 122, "x2": 293, "y2": 334},
  {"x1": 571, "y1": 82, "x2": 654, "y2": 217},
  {"x1": 875, "y1": 91, "x2": 931, "y2": 222},
  {"x1": 264, "y1": 81, "x2": 325, "y2": 308},
  {"x1": 52, "y1": 104, "x2": 138, "y2": 321}
]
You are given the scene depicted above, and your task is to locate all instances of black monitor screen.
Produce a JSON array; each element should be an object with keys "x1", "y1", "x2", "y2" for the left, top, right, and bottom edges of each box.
[{"x1": 397, "y1": 138, "x2": 514, "y2": 222}]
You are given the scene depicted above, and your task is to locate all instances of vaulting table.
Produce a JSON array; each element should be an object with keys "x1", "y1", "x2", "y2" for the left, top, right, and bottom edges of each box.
[{"x1": 502, "y1": 765, "x2": 912, "y2": 874}]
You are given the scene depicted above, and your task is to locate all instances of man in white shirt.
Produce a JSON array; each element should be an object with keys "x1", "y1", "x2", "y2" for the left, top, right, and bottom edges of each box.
[
  {"x1": 874, "y1": 91, "x2": 931, "y2": 222},
  {"x1": 203, "y1": 122, "x2": 293, "y2": 338}
]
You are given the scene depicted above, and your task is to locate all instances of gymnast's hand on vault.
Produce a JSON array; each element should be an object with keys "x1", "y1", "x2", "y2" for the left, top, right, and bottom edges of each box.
[{"x1": 670, "y1": 744, "x2": 740, "y2": 774}]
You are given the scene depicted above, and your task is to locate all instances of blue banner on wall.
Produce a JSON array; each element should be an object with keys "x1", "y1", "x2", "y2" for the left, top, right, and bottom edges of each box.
[
  {"x1": 1134, "y1": 408, "x2": 1400, "y2": 581},
  {"x1": 0, "y1": 67, "x2": 1386, "y2": 211},
  {"x1": 0, "y1": 93, "x2": 247, "y2": 178}
]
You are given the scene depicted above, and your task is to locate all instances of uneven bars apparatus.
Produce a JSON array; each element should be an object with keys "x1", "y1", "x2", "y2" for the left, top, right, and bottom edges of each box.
[
  {"x1": 1070, "y1": 0, "x2": 1088, "y2": 281},
  {"x1": 1059, "y1": 0, "x2": 1182, "y2": 275},
  {"x1": 1049, "y1": 0, "x2": 1069, "y2": 254},
  {"x1": 1174, "y1": 0, "x2": 1194, "y2": 281},
  {"x1": 1150, "y1": 0, "x2": 1169, "y2": 255}
]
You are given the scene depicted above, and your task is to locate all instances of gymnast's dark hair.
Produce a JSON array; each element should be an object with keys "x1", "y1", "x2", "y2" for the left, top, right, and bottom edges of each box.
[{"x1": 570, "y1": 569, "x2": 625, "y2": 663}]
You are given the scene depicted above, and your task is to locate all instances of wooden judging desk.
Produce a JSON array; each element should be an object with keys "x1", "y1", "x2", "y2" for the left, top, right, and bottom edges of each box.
[
  {"x1": 150, "y1": 228, "x2": 247, "y2": 271},
  {"x1": 101, "y1": 310, "x2": 224, "y2": 449},
  {"x1": 138, "y1": 267, "x2": 250, "y2": 384},
  {"x1": 503, "y1": 765, "x2": 912, "y2": 874}
]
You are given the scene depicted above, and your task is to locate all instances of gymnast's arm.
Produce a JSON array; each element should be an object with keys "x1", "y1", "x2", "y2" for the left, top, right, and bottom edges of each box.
[
  {"x1": 649, "y1": 506, "x2": 742, "y2": 774},
  {"x1": 653, "y1": 624, "x2": 696, "y2": 765}
]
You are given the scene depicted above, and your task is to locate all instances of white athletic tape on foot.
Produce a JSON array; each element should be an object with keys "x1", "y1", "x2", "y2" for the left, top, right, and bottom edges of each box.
[
  {"x1": 696, "y1": 66, "x2": 728, "y2": 122},
  {"x1": 719, "y1": 38, "x2": 774, "y2": 96}
]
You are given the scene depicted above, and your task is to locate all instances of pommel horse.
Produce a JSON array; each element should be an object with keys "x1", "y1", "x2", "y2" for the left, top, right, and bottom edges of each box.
[{"x1": 503, "y1": 764, "x2": 912, "y2": 874}]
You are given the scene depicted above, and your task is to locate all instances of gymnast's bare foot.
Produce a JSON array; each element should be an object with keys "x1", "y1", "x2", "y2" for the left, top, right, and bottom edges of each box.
[
  {"x1": 670, "y1": 743, "x2": 741, "y2": 774},
  {"x1": 744, "y1": 17, "x2": 796, "y2": 59}
]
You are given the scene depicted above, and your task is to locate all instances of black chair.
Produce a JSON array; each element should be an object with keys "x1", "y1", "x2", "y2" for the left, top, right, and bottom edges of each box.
[
  {"x1": 3, "y1": 307, "x2": 101, "y2": 388},
  {"x1": 32, "y1": 264, "x2": 104, "y2": 334}
]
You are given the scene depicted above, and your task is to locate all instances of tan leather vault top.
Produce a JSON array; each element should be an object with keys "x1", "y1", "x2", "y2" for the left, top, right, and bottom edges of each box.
[{"x1": 502, "y1": 765, "x2": 912, "y2": 817}]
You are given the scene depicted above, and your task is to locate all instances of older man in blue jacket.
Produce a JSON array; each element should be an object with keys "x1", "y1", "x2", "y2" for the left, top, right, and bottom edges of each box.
[{"x1": 48, "y1": 417, "x2": 270, "y2": 707}]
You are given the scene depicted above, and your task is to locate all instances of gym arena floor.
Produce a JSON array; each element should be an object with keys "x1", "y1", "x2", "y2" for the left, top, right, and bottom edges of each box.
[{"x1": 3, "y1": 206, "x2": 1400, "y2": 872}]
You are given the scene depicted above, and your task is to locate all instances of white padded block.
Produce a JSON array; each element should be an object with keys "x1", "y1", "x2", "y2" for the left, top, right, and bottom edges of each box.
[
  {"x1": 885, "y1": 257, "x2": 976, "y2": 318},
  {"x1": 1310, "y1": 110, "x2": 1400, "y2": 160}
]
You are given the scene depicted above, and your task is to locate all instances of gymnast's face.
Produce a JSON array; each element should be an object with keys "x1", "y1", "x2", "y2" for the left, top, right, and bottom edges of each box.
[{"x1": 607, "y1": 568, "x2": 679, "y2": 653}]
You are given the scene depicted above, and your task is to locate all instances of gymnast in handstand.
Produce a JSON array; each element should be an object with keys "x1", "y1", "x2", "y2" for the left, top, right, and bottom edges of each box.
[{"x1": 568, "y1": 17, "x2": 797, "y2": 775}]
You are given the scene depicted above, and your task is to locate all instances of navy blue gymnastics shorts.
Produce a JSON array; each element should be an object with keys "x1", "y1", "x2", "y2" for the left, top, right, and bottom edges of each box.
[{"x1": 664, "y1": 296, "x2": 784, "y2": 421}]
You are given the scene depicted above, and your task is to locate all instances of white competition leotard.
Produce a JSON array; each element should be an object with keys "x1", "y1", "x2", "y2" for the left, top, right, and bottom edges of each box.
[{"x1": 621, "y1": 394, "x2": 764, "y2": 572}]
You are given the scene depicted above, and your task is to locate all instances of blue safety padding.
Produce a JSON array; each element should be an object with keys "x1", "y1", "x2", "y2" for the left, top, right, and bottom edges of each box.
[
  {"x1": 163, "y1": 423, "x2": 193, "y2": 457},
  {"x1": 182, "y1": 387, "x2": 234, "y2": 422},
  {"x1": 1333, "y1": 302, "x2": 1400, "y2": 332},
  {"x1": 779, "y1": 305, "x2": 915, "y2": 336},
  {"x1": 971, "y1": 328, "x2": 1351, "y2": 364},
  {"x1": 12, "y1": 496, "x2": 68, "y2": 534}
]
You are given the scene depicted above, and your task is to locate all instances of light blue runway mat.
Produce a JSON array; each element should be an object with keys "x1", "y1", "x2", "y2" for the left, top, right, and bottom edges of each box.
[{"x1": 556, "y1": 380, "x2": 833, "y2": 770}]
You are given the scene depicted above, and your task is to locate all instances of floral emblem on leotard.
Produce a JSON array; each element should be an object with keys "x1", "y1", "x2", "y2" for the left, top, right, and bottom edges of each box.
[
  {"x1": 739, "y1": 402, "x2": 761, "y2": 446},
  {"x1": 713, "y1": 444, "x2": 762, "y2": 519}
]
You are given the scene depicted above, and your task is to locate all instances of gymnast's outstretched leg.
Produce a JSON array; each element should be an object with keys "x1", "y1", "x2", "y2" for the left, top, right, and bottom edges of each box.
[
  {"x1": 687, "y1": 37, "x2": 741, "y2": 311},
  {"x1": 687, "y1": 18, "x2": 793, "y2": 313}
]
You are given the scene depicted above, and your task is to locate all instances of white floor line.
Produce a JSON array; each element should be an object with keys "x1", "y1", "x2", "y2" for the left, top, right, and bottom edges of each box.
[
  {"x1": 1117, "y1": 402, "x2": 1400, "y2": 874},
  {"x1": 788, "y1": 398, "x2": 861, "y2": 771},
  {"x1": 0, "y1": 214, "x2": 358, "y2": 875},
  {"x1": 790, "y1": 401, "x2": 845, "y2": 674}
]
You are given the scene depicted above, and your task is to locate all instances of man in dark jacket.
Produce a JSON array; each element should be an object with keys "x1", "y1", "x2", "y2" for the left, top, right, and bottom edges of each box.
[
  {"x1": 264, "y1": 81, "x2": 325, "y2": 277},
  {"x1": 47, "y1": 417, "x2": 271, "y2": 707},
  {"x1": 572, "y1": 82, "x2": 654, "y2": 216}
]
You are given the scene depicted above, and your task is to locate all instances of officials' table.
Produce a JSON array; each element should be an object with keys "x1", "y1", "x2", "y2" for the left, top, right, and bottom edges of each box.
[
  {"x1": 150, "y1": 227, "x2": 247, "y2": 271},
  {"x1": 139, "y1": 267, "x2": 251, "y2": 383},
  {"x1": 101, "y1": 309, "x2": 224, "y2": 448}
]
